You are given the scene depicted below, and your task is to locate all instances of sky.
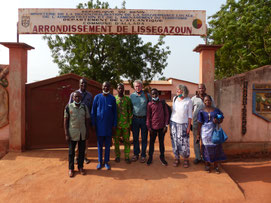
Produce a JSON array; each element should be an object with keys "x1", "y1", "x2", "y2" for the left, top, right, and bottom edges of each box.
[{"x1": 0, "y1": 0, "x2": 226, "y2": 83}]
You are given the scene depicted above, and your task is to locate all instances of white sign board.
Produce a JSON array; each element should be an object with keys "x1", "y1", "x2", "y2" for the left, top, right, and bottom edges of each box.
[{"x1": 18, "y1": 8, "x2": 206, "y2": 36}]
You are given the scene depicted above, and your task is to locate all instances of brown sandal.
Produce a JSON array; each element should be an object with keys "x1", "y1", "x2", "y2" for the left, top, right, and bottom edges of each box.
[{"x1": 183, "y1": 160, "x2": 189, "y2": 168}]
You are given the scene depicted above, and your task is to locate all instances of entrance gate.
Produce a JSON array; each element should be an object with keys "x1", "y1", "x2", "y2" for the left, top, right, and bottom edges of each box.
[
  {"x1": 25, "y1": 73, "x2": 101, "y2": 149},
  {"x1": 0, "y1": 8, "x2": 221, "y2": 152}
]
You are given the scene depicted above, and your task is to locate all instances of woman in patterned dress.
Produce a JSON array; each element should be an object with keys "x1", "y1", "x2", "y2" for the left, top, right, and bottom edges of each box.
[
  {"x1": 197, "y1": 95, "x2": 226, "y2": 174},
  {"x1": 170, "y1": 85, "x2": 192, "y2": 168}
]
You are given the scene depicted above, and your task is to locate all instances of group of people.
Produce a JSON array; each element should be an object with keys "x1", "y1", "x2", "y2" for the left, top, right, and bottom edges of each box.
[{"x1": 64, "y1": 79, "x2": 226, "y2": 178}]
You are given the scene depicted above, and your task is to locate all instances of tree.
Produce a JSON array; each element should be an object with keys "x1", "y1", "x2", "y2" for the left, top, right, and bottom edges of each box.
[
  {"x1": 43, "y1": 0, "x2": 170, "y2": 88},
  {"x1": 207, "y1": 0, "x2": 271, "y2": 79}
]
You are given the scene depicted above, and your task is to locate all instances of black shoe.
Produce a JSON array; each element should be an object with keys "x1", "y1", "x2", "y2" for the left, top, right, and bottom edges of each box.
[
  {"x1": 160, "y1": 157, "x2": 168, "y2": 166},
  {"x1": 115, "y1": 157, "x2": 120, "y2": 163},
  {"x1": 84, "y1": 158, "x2": 91, "y2": 164},
  {"x1": 147, "y1": 157, "x2": 152, "y2": 165},
  {"x1": 193, "y1": 159, "x2": 201, "y2": 164},
  {"x1": 205, "y1": 164, "x2": 211, "y2": 173},
  {"x1": 215, "y1": 167, "x2": 220, "y2": 174}
]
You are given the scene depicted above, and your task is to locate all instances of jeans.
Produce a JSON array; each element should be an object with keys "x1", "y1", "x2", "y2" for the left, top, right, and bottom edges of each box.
[
  {"x1": 148, "y1": 128, "x2": 165, "y2": 158},
  {"x1": 69, "y1": 139, "x2": 86, "y2": 170},
  {"x1": 132, "y1": 117, "x2": 148, "y2": 158}
]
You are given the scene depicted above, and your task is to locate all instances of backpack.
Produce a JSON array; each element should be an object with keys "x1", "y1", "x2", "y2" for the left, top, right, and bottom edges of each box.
[{"x1": 161, "y1": 100, "x2": 171, "y2": 124}]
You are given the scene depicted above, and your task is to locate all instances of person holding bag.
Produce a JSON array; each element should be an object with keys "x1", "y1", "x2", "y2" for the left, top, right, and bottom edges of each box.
[{"x1": 197, "y1": 95, "x2": 227, "y2": 174}]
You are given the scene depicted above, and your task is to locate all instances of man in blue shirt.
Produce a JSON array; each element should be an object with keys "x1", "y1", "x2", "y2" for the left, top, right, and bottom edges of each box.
[
  {"x1": 69, "y1": 78, "x2": 93, "y2": 164},
  {"x1": 130, "y1": 80, "x2": 151, "y2": 163},
  {"x1": 91, "y1": 81, "x2": 117, "y2": 170}
]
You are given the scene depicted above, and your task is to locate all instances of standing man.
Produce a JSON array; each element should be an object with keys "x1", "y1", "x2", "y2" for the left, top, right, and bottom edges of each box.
[
  {"x1": 114, "y1": 83, "x2": 133, "y2": 164},
  {"x1": 91, "y1": 81, "x2": 117, "y2": 170},
  {"x1": 69, "y1": 78, "x2": 93, "y2": 164},
  {"x1": 130, "y1": 80, "x2": 151, "y2": 163},
  {"x1": 191, "y1": 84, "x2": 215, "y2": 164},
  {"x1": 64, "y1": 91, "x2": 90, "y2": 177},
  {"x1": 146, "y1": 88, "x2": 169, "y2": 166}
]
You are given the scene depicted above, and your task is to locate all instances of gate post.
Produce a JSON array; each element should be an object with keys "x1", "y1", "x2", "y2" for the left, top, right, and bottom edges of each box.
[
  {"x1": 0, "y1": 42, "x2": 34, "y2": 152},
  {"x1": 193, "y1": 44, "x2": 222, "y2": 98}
]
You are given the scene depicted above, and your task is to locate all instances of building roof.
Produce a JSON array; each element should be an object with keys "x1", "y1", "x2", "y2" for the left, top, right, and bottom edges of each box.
[
  {"x1": 123, "y1": 78, "x2": 198, "y2": 86},
  {"x1": 167, "y1": 77, "x2": 198, "y2": 85}
]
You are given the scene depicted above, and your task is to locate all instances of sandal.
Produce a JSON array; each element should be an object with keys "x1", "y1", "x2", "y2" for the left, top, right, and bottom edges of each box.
[
  {"x1": 131, "y1": 155, "x2": 139, "y2": 162},
  {"x1": 183, "y1": 160, "x2": 189, "y2": 168},
  {"x1": 173, "y1": 159, "x2": 180, "y2": 167}
]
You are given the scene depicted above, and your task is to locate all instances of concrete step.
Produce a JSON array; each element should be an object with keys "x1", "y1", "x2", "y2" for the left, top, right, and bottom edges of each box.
[
  {"x1": 0, "y1": 124, "x2": 9, "y2": 158},
  {"x1": 0, "y1": 139, "x2": 9, "y2": 158}
]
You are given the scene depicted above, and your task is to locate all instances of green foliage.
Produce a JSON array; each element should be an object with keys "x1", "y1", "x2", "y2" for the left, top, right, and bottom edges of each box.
[
  {"x1": 43, "y1": 0, "x2": 170, "y2": 88},
  {"x1": 207, "y1": 0, "x2": 271, "y2": 79}
]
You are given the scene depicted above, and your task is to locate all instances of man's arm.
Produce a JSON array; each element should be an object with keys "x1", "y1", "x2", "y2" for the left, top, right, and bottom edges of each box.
[
  {"x1": 85, "y1": 105, "x2": 90, "y2": 139},
  {"x1": 211, "y1": 96, "x2": 216, "y2": 108},
  {"x1": 164, "y1": 102, "x2": 170, "y2": 126},
  {"x1": 91, "y1": 96, "x2": 98, "y2": 127},
  {"x1": 146, "y1": 102, "x2": 152, "y2": 131},
  {"x1": 64, "y1": 114, "x2": 70, "y2": 142},
  {"x1": 112, "y1": 97, "x2": 117, "y2": 128},
  {"x1": 127, "y1": 97, "x2": 133, "y2": 128}
]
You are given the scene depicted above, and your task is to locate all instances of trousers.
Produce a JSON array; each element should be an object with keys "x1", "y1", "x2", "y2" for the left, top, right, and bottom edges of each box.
[
  {"x1": 192, "y1": 124, "x2": 202, "y2": 160},
  {"x1": 132, "y1": 117, "x2": 148, "y2": 158},
  {"x1": 148, "y1": 128, "x2": 165, "y2": 158},
  {"x1": 97, "y1": 136, "x2": 112, "y2": 163},
  {"x1": 69, "y1": 139, "x2": 85, "y2": 170},
  {"x1": 114, "y1": 127, "x2": 130, "y2": 159}
]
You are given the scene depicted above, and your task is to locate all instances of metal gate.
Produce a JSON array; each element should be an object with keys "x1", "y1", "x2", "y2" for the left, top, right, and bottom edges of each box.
[{"x1": 25, "y1": 73, "x2": 102, "y2": 149}]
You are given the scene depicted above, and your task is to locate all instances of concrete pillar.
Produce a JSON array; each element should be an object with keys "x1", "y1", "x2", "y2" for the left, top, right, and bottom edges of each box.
[
  {"x1": 193, "y1": 44, "x2": 222, "y2": 98},
  {"x1": 0, "y1": 43, "x2": 34, "y2": 152}
]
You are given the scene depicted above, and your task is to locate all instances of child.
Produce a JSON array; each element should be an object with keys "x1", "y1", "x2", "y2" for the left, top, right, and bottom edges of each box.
[{"x1": 146, "y1": 88, "x2": 170, "y2": 165}]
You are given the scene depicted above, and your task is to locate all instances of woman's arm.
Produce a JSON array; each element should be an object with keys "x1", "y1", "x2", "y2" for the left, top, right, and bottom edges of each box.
[
  {"x1": 186, "y1": 99, "x2": 193, "y2": 134},
  {"x1": 187, "y1": 118, "x2": 192, "y2": 134}
]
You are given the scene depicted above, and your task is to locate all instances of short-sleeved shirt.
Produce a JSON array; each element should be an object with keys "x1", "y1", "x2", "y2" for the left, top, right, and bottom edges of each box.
[
  {"x1": 64, "y1": 102, "x2": 90, "y2": 141},
  {"x1": 115, "y1": 95, "x2": 133, "y2": 129},
  {"x1": 191, "y1": 95, "x2": 215, "y2": 126},
  {"x1": 170, "y1": 97, "x2": 193, "y2": 124},
  {"x1": 130, "y1": 91, "x2": 151, "y2": 117},
  {"x1": 69, "y1": 89, "x2": 93, "y2": 116}
]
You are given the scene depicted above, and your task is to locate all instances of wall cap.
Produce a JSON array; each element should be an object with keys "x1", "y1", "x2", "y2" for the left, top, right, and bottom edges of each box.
[
  {"x1": 193, "y1": 44, "x2": 222, "y2": 53},
  {"x1": 0, "y1": 42, "x2": 34, "y2": 50}
]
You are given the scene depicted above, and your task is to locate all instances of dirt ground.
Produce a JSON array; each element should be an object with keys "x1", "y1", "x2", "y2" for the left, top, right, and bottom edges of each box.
[
  {"x1": 222, "y1": 158, "x2": 271, "y2": 203},
  {"x1": 0, "y1": 132, "x2": 270, "y2": 203}
]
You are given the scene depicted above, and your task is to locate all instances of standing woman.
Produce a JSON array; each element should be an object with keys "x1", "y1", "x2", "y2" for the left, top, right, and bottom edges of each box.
[
  {"x1": 197, "y1": 95, "x2": 226, "y2": 173},
  {"x1": 170, "y1": 85, "x2": 192, "y2": 168}
]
